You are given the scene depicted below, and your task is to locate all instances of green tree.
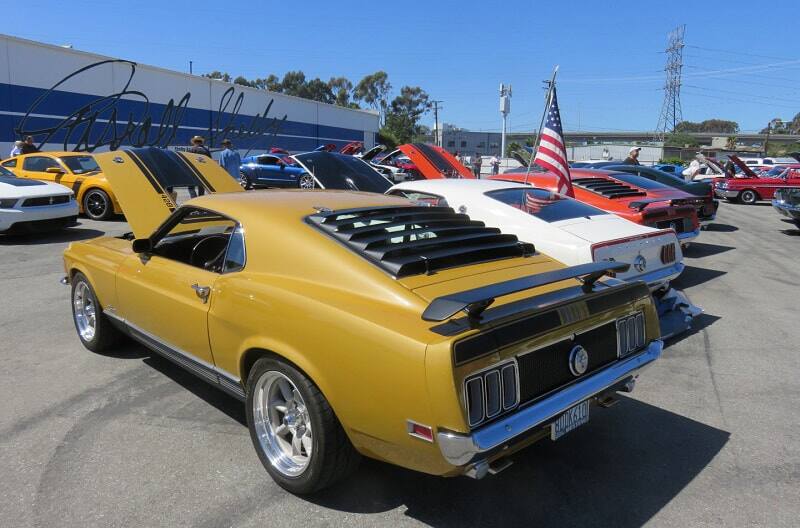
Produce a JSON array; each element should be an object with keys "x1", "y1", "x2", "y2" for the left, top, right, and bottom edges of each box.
[
  {"x1": 381, "y1": 86, "x2": 431, "y2": 144},
  {"x1": 265, "y1": 74, "x2": 283, "y2": 92},
  {"x1": 303, "y1": 78, "x2": 335, "y2": 104},
  {"x1": 354, "y1": 71, "x2": 392, "y2": 124},
  {"x1": 675, "y1": 119, "x2": 739, "y2": 134},
  {"x1": 203, "y1": 71, "x2": 231, "y2": 83},
  {"x1": 328, "y1": 77, "x2": 354, "y2": 107},
  {"x1": 665, "y1": 132, "x2": 699, "y2": 147},
  {"x1": 233, "y1": 76, "x2": 253, "y2": 87},
  {"x1": 280, "y1": 71, "x2": 308, "y2": 97}
]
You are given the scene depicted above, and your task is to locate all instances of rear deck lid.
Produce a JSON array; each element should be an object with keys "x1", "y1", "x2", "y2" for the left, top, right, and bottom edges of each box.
[
  {"x1": 94, "y1": 147, "x2": 243, "y2": 238},
  {"x1": 398, "y1": 143, "x2": 475, "y2": 179}
]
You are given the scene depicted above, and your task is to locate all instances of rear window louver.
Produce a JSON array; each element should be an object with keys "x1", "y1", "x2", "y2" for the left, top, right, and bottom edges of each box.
[
  {"x1": 308, "y1": 205, "x2": 534, "y2": 277},
  {"x1": 571, "y1": 177, "x2": 647, "y2": 199}
]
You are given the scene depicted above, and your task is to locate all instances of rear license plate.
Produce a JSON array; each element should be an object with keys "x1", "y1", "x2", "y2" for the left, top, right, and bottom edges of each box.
[{"x1": 551, "y1": 400, "x2": 590, "y2": 440}]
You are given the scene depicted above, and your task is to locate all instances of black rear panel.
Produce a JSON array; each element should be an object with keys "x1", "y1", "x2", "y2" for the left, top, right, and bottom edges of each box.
[
  {"x1": 308, "y1": 205, "x2": 534, "y2": 277},
  {"x1": 516, "y1": 320, "x2": 618, "y2": 403}
]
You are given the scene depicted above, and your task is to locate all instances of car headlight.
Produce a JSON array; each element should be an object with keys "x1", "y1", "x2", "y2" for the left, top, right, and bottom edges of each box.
[{"x1": 0, "y1": 198, "x2": 17, "y2": 208}]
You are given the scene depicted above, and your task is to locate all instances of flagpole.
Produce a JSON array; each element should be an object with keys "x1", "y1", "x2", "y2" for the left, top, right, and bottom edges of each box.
[{"x1": 525, "y1": 65, "x2": 559, "y2": 185}]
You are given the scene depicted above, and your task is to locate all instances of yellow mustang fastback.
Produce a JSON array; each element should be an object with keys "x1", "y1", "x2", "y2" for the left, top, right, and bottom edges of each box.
[{"x1": 62, "y1": 147, "x2": 662, "y2": 494}]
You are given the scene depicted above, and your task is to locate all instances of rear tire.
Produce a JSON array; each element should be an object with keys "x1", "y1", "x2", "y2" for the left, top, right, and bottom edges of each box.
[
  {"x1": 246, "y1": 357, "x2": 360, "y2": 494},
  {"x1": 71, "y1": 272, "x2": 124, "y2": 353},
  {"x1": 82, "y1": 189, "x2": 114, "y2": 220},
  {"x1": 740, "y1": 189, "x2": 758, "y2": 205}
]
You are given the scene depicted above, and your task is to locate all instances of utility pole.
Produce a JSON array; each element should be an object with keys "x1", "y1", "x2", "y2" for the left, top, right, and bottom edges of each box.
[
  {"x1": 655, "y1": 24, "x2": 685, "y2": 141},
  {"x1": 189, "y1": 60, "x2": 193, "y2": 75},
  {"x1": 500, "y1": 83, "x2": 512, "y2": 157},
  {"x1": 764, "y1": 118, "x2": 781, "y2": 156},
  {"x1": 431, "y1": 100, "x2": 444, "y2": 146}
]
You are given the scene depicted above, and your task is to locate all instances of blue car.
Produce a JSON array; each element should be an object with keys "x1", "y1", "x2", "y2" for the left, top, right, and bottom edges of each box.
[
  {"x1": 653, "y1": 163, "x2": 684, "y2": 175},
  {"x1": 239, "y1": 154, "x2": 314, "y2": 189}
]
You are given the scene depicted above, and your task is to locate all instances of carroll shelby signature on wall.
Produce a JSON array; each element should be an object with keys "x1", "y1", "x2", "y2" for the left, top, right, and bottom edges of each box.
[{"x1": 14, "y1": 59, "x2": 287, "y2": 153}]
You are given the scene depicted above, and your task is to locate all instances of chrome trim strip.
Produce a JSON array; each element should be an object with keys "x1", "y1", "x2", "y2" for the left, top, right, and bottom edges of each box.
[
  {"x1": 634, "y1": 262, "x2": 683, "y2": 291},
  {"x1": 106, "y1": 310, "x2": 245, "y2": 400},
  {"x1": 437, "y1": 339, "x2": 663, "y2": 466}
]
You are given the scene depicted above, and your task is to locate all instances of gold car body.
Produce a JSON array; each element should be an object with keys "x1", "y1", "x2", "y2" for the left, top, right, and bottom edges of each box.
[
  {"x1": 1, "y1": 151, "x2": 122, "y2": 215},
  {"x1": 63, "y1": 148, "x2": 662, "y2": 478}
]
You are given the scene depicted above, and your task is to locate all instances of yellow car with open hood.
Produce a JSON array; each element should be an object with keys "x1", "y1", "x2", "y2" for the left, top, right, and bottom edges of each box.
[{"x1": 62, "y1": 147, "x2": 662, "y2": 494}]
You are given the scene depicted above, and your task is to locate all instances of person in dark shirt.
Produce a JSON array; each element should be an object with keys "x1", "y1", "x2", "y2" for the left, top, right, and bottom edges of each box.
[
  {"x1": 189, "y1": 136, "x2": 212, "y2": 157},
  {"x1": 623, "y1": 146, "x2": 641, "y2": 165},
  {"x1": 20, "y1": 136, "x2": 40, "y2": 155}
]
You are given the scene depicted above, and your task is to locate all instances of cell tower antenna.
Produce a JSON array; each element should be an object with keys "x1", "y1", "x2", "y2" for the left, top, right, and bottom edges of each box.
[{"x1": 655, "y1": 24, "x2": 685, "y2": 141}]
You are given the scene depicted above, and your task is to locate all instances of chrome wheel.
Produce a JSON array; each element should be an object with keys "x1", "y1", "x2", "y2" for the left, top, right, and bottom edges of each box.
[
  {"x1": 240, "y1": 173, "x2": 252, "y2": 190},
  {"x1": 73, "y1": 281, "x2": 97, "y2": 341},
  {"x1": 298, "y1": 174, "x2": 315, "y2": 190},
  {"x1": 740, "y1": 190, "x2": 757, "y2": 205},
  {"x1": 252, "y1": 371, "x2": 313, "y2": 476}
]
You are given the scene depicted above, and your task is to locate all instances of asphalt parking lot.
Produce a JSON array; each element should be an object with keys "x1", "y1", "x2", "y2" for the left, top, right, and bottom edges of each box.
[{"x1": 1, "y1": 201, "x2": 798, "y2": 528}]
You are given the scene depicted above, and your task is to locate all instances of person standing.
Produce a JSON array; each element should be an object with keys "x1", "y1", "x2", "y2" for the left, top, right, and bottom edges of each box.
[
  {"x1": 189, "y1": 136, "x2": 212, "y2": 157},
  {"x1": 218, "y1": 139, "x2": 242, "y2": 181},
  {"x1": 490, "y1": 155, "x2": 500, "y2": 175},
  {"x1": 623, "y1": 146, "x2": 641, "y2": 165},
  {"x1": 20, "y1": 136, "x2": 39, "y2": 154},
  {"x1": 9, "y1": 140, "x2": 24, "y2": 157},
  {"x1": 472, "y1": 152, "x2": 483, "y2": 178}
]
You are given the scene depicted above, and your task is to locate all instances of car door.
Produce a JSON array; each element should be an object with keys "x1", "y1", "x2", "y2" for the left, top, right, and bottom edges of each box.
[
  {"x1": 115, "y1": 207, "x2": 237, "y2": 366},
  {"x1": 20, "y1": 155, "x2": 65, "y2": 184},
  {"x1": 254, "y1": 155, "x2": 292, "y2": 186}
]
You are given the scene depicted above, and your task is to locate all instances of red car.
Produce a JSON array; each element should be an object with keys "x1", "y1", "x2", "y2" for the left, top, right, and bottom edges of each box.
[
  {"x1": 715, "y1": 165, "x2": 800, "y2": 204},
  {"x1": 375, "y1": 143, "x2": 475, "y2": 181},
  {"x1": 492, "y1": 168, "x2": 700, "y2": 245}
]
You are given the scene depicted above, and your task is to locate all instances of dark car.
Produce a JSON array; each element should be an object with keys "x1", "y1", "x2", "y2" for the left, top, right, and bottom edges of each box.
[
  {"x1": 653, "y1": 164, "x2": 684, "y2": 175},
  {"x1": 239, "y1": 154, "x2": 314, "y2": 190},
  {"x1": 291, "y1": 151, "x2": 393, "y2": 193},
  {"x1": 773, "y1": 188, "x2": 800, "y2": 228}
]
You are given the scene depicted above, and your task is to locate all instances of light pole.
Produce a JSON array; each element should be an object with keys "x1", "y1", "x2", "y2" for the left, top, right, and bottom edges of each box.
[{"x1": 500, "y1": 83, "x2": 511, "y2": 157}]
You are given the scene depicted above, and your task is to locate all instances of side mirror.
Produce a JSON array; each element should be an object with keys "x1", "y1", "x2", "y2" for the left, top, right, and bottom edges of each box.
[
  {"x1": 132, "y1": 238, "x2": 153, "y2": 254},
  {"x1": 46, "y1": 166, "x2": 65, "y2": 174},
  {"x1": 279, "y1": 161, "x2": 286, "y2": 169}
]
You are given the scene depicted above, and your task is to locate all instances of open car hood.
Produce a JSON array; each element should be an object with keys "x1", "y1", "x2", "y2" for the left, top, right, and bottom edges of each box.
[
  {"x1": 94, "y1": 147, "x2": 243, "y2": 238},
  {"x1": 398, "y1": 143, "x2": 475, "y2": 179},
  {"x1": 727, "y1": 154, "x2": 759, "y2": 179}
]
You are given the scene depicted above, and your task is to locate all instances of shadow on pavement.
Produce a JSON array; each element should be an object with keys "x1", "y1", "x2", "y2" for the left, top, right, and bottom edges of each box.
[
  {"x1": 671, "y1": 266, "x2": 726, "y2": 290},
  {"x1": 0, "y1": 226, "x2": 104, "y2": 245},
  {"x1": 665, "y1": 313, "x2": 721, "y2": 346},
  {"x1": 703, "y1": 223, "x2": 738, "y2": 232},
  {"x1": 683, "y1": 242, "x2": 735, "y2": 258},
  {"x1": 310, "y1": 396, "x2": 729, "y2": 527},
  {"x1": 779, "y1": 228, "x2": 800, "y2": 237},
  {"x1": 142, "y1": 354, "x2": 247, "y2": 426}
]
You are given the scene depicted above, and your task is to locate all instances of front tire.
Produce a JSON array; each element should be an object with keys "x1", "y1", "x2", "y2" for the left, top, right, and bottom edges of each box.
[
  {"x1": 240, "y1": 173, "x2": 253, "y2": 190},
  {"x1": 83, "y1": 188, "x2": 113, "y2": 220},
  {"x1": 740, "y1": 189, "x2": 758, "y2": 205},
  {"x1": 71, "y1": 272, "x2": 124, "y2": 352},
  {"x1": 297, "y1": 173, "x2": 315, "y2": 190},
  {"x1": 246, "y1": 357, "x2": 360, "y2": 494}
]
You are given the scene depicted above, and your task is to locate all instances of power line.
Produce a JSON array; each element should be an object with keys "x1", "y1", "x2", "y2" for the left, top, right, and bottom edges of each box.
[{"x1": 685, "y1": 45, "x2": 798, "y2": 62}]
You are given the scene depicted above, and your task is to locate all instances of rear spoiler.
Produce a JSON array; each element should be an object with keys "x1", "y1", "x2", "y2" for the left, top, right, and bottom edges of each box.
[
  {"x1": 628, "y1": 199, "x2": 663, "y2": 211},
  {"x1": 421, "y1": 261, "x2": 630, "y2": 322}
]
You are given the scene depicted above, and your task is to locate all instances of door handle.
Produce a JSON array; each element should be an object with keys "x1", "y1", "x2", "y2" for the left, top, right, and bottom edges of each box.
[{"x1": 191, "y1": 283, "x2": 211, "y2": 303}]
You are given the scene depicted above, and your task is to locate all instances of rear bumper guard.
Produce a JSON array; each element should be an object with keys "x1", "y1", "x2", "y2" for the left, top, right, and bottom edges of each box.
[{"x1": 437, "y1": 339, "x2": 663, "y2": 468}]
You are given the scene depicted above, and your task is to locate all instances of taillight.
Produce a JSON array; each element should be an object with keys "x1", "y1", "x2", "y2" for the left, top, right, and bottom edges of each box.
[
  {"x1": 660, "y1": 243, "x2": 676, "y2": 264},
  {"x1": 464, "y1": 361, "x2": 519, "y2": 428}
]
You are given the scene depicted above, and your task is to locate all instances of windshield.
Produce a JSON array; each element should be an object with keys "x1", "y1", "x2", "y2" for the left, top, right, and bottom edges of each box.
[
  {"x1": 0, "y1": 165, "x2": 16, "y2": 178},
  {"x1": 609, "y1": 172, "x2": 672, "y2": 190},
  {"x1": 485, "y1": 187, "x2": 608, "y2": 222},
  {"x1": 61, "y1": 155, "x2": 100, "y2": 174},
  {"x1": 294, "y1": 152, "x2": 392, "y2": 193},
  {"x1": 763, "y1": 166, "x2": 795, "y2": 178}
]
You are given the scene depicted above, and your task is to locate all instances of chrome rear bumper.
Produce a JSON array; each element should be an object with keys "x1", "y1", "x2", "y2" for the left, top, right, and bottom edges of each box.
[
  {"x1": 437, "y1": 340, "x2": 663, "y2": 469},
  {"x1": 637, "y1": 262, "x2": 684, "y2": 291}
]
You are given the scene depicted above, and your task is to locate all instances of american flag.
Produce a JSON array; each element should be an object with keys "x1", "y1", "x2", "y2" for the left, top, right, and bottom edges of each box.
[
  {"x1": 524, "y1": 190, "x2": 551, "y2": 215},
  {"x1": 533, "y1": 87, "x2": 574, "y2": 197}
]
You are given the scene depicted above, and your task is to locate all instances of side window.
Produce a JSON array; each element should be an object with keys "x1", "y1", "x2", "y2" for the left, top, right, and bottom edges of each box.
[
  {"x1": 22, "y1": 156, "x2": 60, "y2": 172},
  {"x1": 223, "y1": 227, "x2": 246, "y2": 273},
  {"x1": 2, "y1": 159, "x2": 17, "y2": 168},
  {"x1": 152, "y1": 208, "x2": 238, "y2": 272},
  {"x1": 257, "y1": 156, "x2": 279, "y2": 166},
  {"x1": 388, "y1": 190, "x2": 449, "y2": 207}
]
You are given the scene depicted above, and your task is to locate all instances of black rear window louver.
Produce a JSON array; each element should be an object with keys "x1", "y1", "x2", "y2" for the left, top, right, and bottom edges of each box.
[
  {"x1": 571, "y1": 177, "x2": 647, "y2": 199},
  {"x1": 308, "y1": 205, "x2": 535, "y2": 278}
]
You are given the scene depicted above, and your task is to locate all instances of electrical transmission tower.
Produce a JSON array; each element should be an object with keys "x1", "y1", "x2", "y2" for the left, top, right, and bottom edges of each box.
[{"x1": 655, "y1": 24, "x2": 685, "y2": 141}]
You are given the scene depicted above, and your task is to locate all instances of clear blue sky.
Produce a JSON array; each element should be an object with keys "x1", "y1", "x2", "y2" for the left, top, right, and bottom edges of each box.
[{"x1": 7, "y1": 0, "x2": 800, "y2": 133}]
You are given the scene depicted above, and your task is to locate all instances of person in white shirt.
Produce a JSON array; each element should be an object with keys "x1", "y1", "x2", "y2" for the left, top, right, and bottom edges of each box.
[{"x1": 9, "y1": 141, "x2": 23, "y2": 157}]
